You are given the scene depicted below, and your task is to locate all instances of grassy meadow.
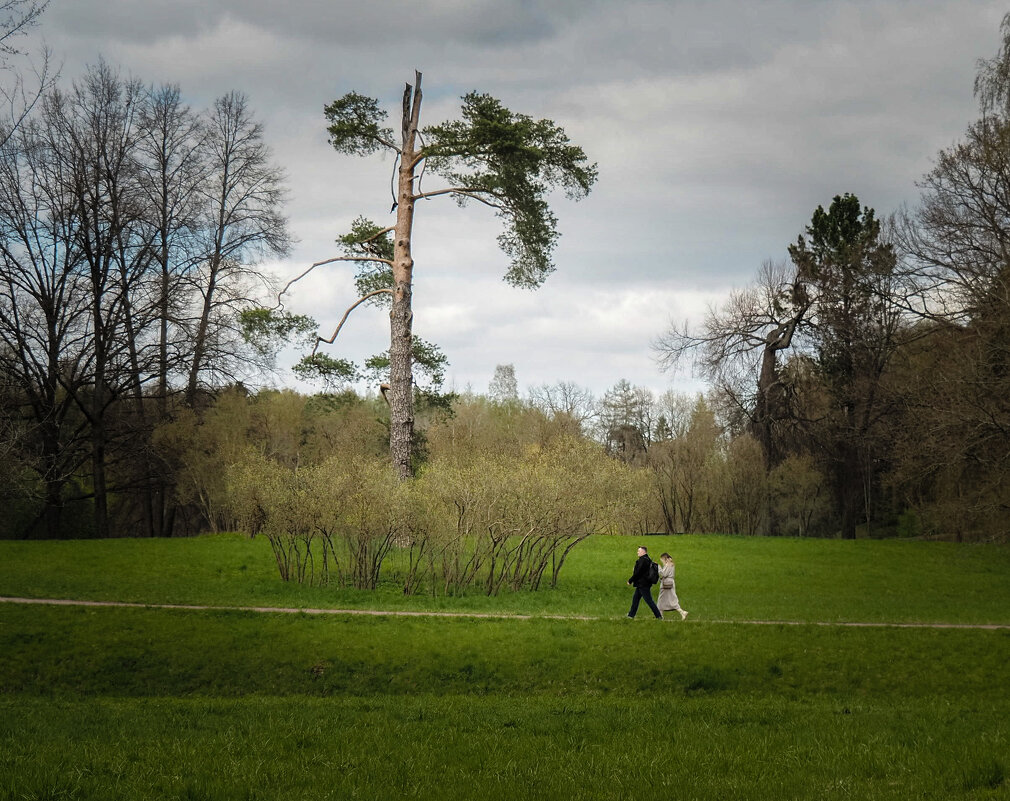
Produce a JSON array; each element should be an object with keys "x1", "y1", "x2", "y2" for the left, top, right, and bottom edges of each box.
[{"x1": 2, "y1": 533, "x2": 1009, "y2": 800}]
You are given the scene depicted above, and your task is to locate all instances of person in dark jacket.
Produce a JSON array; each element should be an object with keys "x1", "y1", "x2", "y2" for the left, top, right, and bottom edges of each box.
[{"x1": 626, "y1": 545, "x2": 663, "y2": 619}]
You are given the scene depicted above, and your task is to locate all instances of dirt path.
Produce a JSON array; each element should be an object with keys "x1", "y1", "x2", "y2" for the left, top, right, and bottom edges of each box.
[
  {"x1": 3, "y1": 595, "x2": 1009, "y2": 629},
  {"x1": 0, "y1": 596, "x2": 595, "y2": 621}
]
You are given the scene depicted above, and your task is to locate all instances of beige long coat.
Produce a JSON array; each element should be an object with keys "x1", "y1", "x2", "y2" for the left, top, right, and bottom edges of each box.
[{"x1": 656, "y1": 563, "x2": 682, "y2": 612}]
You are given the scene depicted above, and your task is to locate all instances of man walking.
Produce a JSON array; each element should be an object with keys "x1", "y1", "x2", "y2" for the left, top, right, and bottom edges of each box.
[{"x1": 627, "y1": 545, "x2": 663, "y2": 619}]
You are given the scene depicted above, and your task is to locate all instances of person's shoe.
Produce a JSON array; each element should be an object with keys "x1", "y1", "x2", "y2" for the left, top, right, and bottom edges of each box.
[{"x1": 680, "y1": 610, "x2": 689, "y2": 620}]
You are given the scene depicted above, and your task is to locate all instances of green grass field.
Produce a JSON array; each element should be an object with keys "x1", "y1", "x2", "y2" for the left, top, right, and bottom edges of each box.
[
  {"x1": 4, "y1": 532, "x2": 1010, "y2": 623},
  {"x1": 2, "y1": 534, "x2": 1009, "y2": 800}
]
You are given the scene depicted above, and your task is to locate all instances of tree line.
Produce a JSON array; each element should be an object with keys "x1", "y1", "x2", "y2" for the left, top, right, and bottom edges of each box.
[
  {"x1": 0, "y1": 59, "x2": 291, "y2": 538},
  {"x1": 653, "y1": 16, "x2": 1010, "y2": 542},
  {"x1": 5, "y1": 8, "x2": 1010, "y2": 545}
]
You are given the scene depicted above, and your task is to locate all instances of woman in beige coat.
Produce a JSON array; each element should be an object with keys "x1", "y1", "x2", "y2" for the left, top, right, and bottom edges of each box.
[{"x1": 656, "y1": 553, "x2": 688, "y2": 620}]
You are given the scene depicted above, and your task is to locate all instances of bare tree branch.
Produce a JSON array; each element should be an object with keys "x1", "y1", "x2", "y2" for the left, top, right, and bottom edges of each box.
[
  {"x1": 357, "y1": 224, "x2": 395, "y2": 245},
  {"x1": 311, "y1": 288, "x2": 394, "y2": 354},
  {"x1": 275, "y1": 254, "x2": 394, "y2": 309},
  {"x1": 412, "y1": 186, "x2": 507, "y2": 211},
  {"x1": 0, "y1": 0, "x2": 47, "y2": 57}
]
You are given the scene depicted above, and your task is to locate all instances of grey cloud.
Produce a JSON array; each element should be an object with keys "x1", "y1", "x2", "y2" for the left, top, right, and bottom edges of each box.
[
  {"x1": 22, "y1": 0, "x2": 1010, "y2": 395},
  {"x1": 46, "y1": 0, "x2": 210, "y2": 43},
  {"x1": 45, "y1": 0, "x2": 584, "y2": 49}
]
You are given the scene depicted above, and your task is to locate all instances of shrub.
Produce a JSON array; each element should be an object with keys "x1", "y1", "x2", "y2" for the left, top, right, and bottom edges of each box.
[
  {"x1": 409, "y1": 436, "x2": 648, "y2": 595},
  {"x1": 226, "y1": 453, "x2": 405, "y2": 588},
  {"x1": 769, "y1": 454, "x2": 831, "y2": 537}
]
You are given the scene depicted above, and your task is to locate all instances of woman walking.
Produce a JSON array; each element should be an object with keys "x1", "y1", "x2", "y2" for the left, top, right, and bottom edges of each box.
[{"x1": 657, "y1": 552, "x2": 688, "y2": 620}]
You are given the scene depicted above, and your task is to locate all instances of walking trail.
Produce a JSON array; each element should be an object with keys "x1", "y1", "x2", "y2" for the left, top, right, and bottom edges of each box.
[{"x1": 2, "y1": 596, "x2": 1009, "y2": 630}]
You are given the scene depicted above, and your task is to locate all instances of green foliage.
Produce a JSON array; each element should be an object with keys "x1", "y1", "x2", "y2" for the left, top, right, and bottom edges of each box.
[
  {"x1": 227, "y1": 453, "x2": 405, "y2": 588},
  {"x1": 153, "y1": 389, "x2": 253, "y2": 532},
  {"x1": 0, "y1": 422, "x2": 47, "y2": 536},
  {"x1": 338, "y1": 215, "x2": 395, "y2": 261},
  {"x1": 648, "y1": 396, "x2": 722, "y2": 534},
  {"x1": 769, "y1": 454, "x2": 832, "y2": 537},
  {"x1": 411, "y1": 336, "x2": 449, "y2": 387},
  {"x1": 239, "y1": 308, "x2": 317, "y2": 358},
  {"x1": 317, "y1": 79, "x2": 596, "y2": 478},
  {"x1": 427, "y1": 394, "x2": 596, "y2": 464},
  {"x1": 793, "y1": 193, "x2": 884, "y2": 269},
  {"x1": 423, "y1": 92, "x2": 598, "y2": 288},
  {"x1": 413, "y1": 386, "x2": 458, "y2": 419},
  {"x1": 223, "y1": 432, "x2": 647, "y2": 596},
  {"x1": 715, "y1": 433, "x2": 768, "y2": 536},
  {"x1": 896, "y1": 508, "x2": 922, "y2": 539},
  {"x1": 354, "y1": 268, "x2": 395, "y2": 305},
  {"x1": 153, "y1": 388, "x2": 389, "y2": 533},
  {"x1": 323, "y1": 92, "x2": 394, "y2": 155},
  {"x1": 599, "y1": 379, "x2": 654, "y2": 462},
  {"x1": 363, "y1": 335, "x2": 448, "y2": 390},
  {"x1": 895, "y1": 98, "x2": 1010, "y2": 542},
  {"x1": 410, "y1": 437, "x2": 649, "y2": 596},
  {"x1": 339, "y1": 216, "x2": 395, "y2": 306},
  {"x1": 788, "y1": 193, "x2": 897, "y2": 386},
  {"x1": 292, "y1": 352, "x2": 360, "y2": 388},
  {"x1": 364, "y1": 336, "x2": 456, "y2": 427},
  {"x1": 781, "y1": 193, "x2": 901, "y2": 539}
]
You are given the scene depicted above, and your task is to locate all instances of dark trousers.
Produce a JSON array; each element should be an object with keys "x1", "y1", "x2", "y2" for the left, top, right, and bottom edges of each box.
[{"x1": 628, "y1": 585, "x2": 663, "y2": 618}]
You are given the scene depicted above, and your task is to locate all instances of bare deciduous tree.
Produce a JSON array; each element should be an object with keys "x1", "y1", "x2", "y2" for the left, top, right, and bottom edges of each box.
[
  {"x1": 0, "y1": 102, "x2": 91, "y2": 538},
  {"x1": 655, "y1": 260, "x2": 810, "y2": 467},
  {"x1": 40, "y1": 62, "x2": 150, "y2": 538},
  {"x1": 186, "y1": 90, "x2": 291, "y2": 405},
  {"x1": 0, "y1": 0, "x2": 52, "y2": 150},
  {"x1": 488, "y1": 363, "x2": 519, "y2": 404},
  {"x1": 528, "y1": 380, "x2": 596, "y2": 433},
  {"x1": 0, "y1": 60, "x2": 292, "y2": 538}
]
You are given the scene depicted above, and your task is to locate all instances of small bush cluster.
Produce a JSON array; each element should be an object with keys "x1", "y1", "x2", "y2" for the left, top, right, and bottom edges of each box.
[
  {"x1": 228, "y1": 454, "x2": 404, "y2": 589},
  {"x1": 226, "y1": 436, "x2": 648, "y2": 594},
  {"x1": 410, "y1": 438, "x2": 647, "y2": 595},
  {"x1": 646, "y1": 399, "x2": 832, "y2": 537}
]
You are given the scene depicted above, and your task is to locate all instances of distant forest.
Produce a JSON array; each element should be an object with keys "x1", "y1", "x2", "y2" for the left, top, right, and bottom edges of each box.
[{"x1": 3, "y1": 10, "x2": 1010, "y2": 542}]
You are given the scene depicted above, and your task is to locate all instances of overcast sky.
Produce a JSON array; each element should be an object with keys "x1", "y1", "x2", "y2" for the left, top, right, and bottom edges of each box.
[{"x1": 22, "y1": 0, "x2": 1008, "y2": 399}]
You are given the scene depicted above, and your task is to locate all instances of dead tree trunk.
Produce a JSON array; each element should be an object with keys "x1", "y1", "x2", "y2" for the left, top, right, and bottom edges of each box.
[{"x1": 388, "y1": 73, "x2": 423, "y2": 480}]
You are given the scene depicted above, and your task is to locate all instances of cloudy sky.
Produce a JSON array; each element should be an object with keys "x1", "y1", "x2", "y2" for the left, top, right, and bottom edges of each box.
[{"x1": 20, "y1": 0, "x2": 1008, "y2": 399}]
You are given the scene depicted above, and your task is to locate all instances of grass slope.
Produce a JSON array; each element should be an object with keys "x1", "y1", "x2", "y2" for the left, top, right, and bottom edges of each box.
[
  {"x1": 4, "y1": 695, "x2": 1008, "y2": 801},
  {"x1": 2, "y1": 533, "x2": 1010, "y2": 623},
  {"x1": 1, "y1": 534, "x2": 1009, "y2": 800}
]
